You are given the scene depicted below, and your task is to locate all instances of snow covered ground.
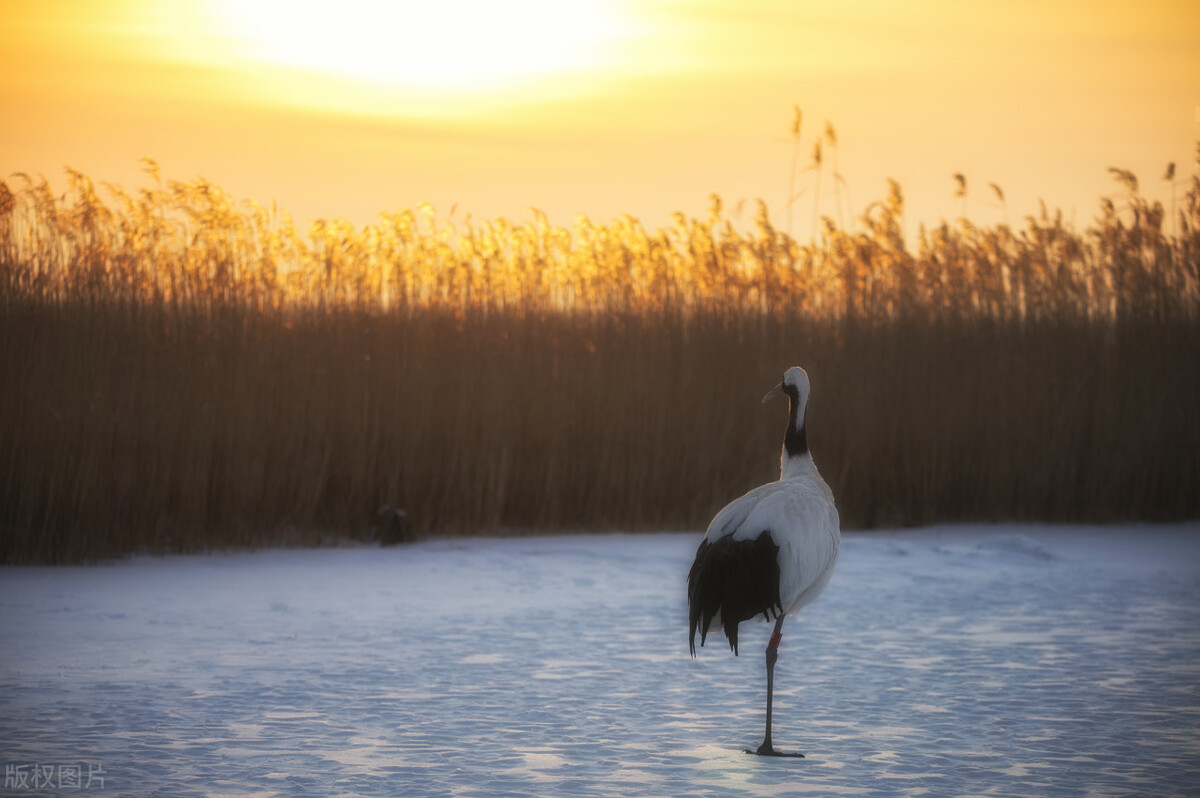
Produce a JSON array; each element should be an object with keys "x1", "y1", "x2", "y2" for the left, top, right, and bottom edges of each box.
[{"x1": 2, "y1": 525, "x2": 1199, "y2": 797}]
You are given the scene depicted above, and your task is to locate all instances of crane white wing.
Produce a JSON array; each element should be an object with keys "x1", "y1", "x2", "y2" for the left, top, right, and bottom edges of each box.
[{"x1": 704, "y1": 478, "x2": 840, "y2": 615}]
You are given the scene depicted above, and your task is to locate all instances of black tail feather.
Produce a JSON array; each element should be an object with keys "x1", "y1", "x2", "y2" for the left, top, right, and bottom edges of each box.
[{"x1": 687, "y1": 532, "x2": 782, "y2": 657}]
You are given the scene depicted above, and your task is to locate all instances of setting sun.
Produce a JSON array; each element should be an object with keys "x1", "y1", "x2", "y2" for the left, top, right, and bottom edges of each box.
[{"x1": 206, "y1": 0, "x2": 644, "y2": 107}]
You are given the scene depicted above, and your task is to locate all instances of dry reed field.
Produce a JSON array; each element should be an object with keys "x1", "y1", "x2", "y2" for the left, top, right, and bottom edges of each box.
[{"x1": 2, "y1": 155, "x2": 1198, "y2": 563}]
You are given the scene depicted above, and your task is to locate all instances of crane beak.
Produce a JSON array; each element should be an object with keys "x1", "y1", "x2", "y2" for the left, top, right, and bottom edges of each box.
[{"x1": 761, "y1": 383, "x2": 784, "y2": 404}]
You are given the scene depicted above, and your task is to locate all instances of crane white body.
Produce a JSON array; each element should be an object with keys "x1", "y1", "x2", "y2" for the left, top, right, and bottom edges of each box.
[{"x1": 686, "y1": 366, "x2": 841, "y2": 757}]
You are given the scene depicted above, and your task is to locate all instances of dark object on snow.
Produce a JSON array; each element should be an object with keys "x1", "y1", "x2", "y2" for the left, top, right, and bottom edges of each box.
[{"x1": 373, "y1": 505, "x2": 415, "y2": 546}]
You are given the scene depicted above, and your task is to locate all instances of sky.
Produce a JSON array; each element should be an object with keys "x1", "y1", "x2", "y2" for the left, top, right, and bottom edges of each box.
[{"x1": 2, "y1": 0, "x2": 1198, "y2": 239}]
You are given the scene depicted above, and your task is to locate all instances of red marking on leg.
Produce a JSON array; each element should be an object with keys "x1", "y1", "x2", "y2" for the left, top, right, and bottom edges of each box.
[{"x1": 768, "y1": 632, "x2": 783, "y2": 649}]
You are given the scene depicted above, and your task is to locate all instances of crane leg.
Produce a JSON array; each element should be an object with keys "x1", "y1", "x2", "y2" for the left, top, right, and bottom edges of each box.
[{"x1": 746, "y1": 616, "x2": 805, "y2": 757}]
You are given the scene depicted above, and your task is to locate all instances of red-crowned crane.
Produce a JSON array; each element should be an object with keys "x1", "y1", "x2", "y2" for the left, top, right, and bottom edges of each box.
[{"x1": 687, "y1": 366, "x2": 841, "y2": 757}]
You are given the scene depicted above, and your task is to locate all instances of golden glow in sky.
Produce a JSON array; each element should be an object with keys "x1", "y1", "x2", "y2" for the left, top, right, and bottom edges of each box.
[
  {"x1": 113, "y1": 0, "x2": 657, "y2": 120},
  {"x1": 2, "y1": 0, "x2": 1198, "y2": 234},
  {"x1": 209, "y1": 0, "x2": 639, "y2": 96}
]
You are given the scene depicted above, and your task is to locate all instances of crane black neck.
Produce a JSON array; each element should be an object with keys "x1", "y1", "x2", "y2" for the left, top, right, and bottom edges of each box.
[{"x1": 784, "y1": 384, "x2": 809, "y2": 459}]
